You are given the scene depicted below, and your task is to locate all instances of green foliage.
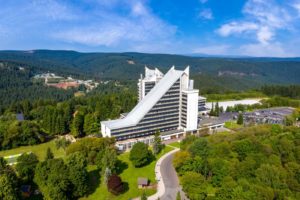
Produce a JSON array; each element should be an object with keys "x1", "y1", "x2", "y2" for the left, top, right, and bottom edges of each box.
[
  {"x1": 261, "y1": 85, "x2": 300, "y2": 99},
  {"x1": 152, "y1": 131, "x2": 163, "y2": 155},
  {"x1": 34, "y1": 154, "x2": 89, "y2": 199},
  {"x1": 55, "y1": 138, "x2": 71, "y2": 150},
  {"x1": 71, "y1": 112, "x2": 84, "y2": 137},
  {"x1": 83, "y1": 113, "x2": 99, "y2": 135},
  {"x1": 141, "y1": 191, "x2": 147, "y2": 200},
  {"x1": 205, "y1": 91, "x2": 266, "y2": 101},
  {"x1": 176, "y1": 125, "x2": 300, "y2": 199},
  {"x1": 0, "y1": 62, "x2": 74, "y2": 114},
  {"x1": 0, "y1": 63, "x2": 136, "y2": 151},
  {"x1": 237, "y1": 113, "x2": 244, "y2": 125},
  {"x1": 232, "y1": 139, "x2": 259, "y2": 161},
  {"x1": 96, "y1": 147, "x2": 118, "y2": 173},
  {"x1": 1, "y1": 120, "x2": 45, "y2": 150},
  {"x1": 34, "y1": 158, "x2": 71, "y2": 200},
  {"x1": 66, "y1": 152, "x2": 89, "y2": 197},
  {"x1": 0, "y1": 173, "x2": 19, "y2": 200},
  {"x1": 45, "y1": 147, "x2": 54, "y2": 160},
  {"x1": 0, "y1": 157, "x2": 19, "y2": 200},
  {"x1": 176, "y1": 191, "x2": 181, "y2": 200},
  {"x1": 173, "y1": 151, "x2": 192, "y2": 174},
  {"x1": 129, "y1": 142, "x2": 153, "y2": 168},
  {"x1": 66, "y1": 137, "x2": 115, "y2": 155},
  {"x1": 181, "y1": 172, "x2": 207, "y2": 200},
  {"x1": 16, "y1": 153, "x2": 39, "y2": 182},
  {"x1": 180, "y1": 135, "x2": 197, "y2": 150},
  {"x1": 188, "y1": 138, "x2": 210, "y2": 159},
  {"x1": 3, "y1": 50, "x2": 300, "y2": 93}
]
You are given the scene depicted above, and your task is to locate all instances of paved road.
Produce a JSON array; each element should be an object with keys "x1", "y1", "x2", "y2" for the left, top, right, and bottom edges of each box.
[{"x1": 160, "y1": 150, "x2": 188, "y2": 200}]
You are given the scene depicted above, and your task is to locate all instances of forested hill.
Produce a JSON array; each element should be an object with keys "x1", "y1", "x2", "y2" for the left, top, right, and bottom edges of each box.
[
  {"x1": 0, "y1": 62, "x2": 75, "y2": 113},
  {"x1": 1, "y1": 50, "x2": 300, "y2": 91}
]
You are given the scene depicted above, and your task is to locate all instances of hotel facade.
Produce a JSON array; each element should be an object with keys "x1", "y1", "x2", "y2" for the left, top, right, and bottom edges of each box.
[{"x1": 101, "y1": 66, "x2": 199, "y2": 141}]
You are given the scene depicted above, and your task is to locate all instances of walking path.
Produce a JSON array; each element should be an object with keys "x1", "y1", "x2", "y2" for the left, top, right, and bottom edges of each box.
[{"x1": 148, "y1": 147, "x2": 189, "y2": 200}]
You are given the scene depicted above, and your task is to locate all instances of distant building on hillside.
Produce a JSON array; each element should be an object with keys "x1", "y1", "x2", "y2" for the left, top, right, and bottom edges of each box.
[
  {"x1": 101, "y1": 66, "x2": 199, "y2": 141},
  {"x1": 47, "y1": 81, "x2": 79, "y2": 89}
]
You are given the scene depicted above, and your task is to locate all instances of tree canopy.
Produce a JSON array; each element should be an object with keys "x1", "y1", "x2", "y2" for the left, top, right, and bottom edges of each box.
[
  {"x1": 129, "y1": 142, "x2": 153, "y2": 167},
  {"x1": 174, "y1": 125, "x2": 300, "y2": 200}
]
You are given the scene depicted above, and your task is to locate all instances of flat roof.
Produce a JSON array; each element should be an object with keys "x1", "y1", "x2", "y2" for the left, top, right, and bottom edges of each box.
[
  {"x1": 198, "y1": 96, "x2": 207, "y2": 100},
  {"x1": 138, "y1": 177, "x2": 148, "y2": 185}
]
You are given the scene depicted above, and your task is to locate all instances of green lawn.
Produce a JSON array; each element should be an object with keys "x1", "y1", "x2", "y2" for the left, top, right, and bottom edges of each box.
[
  {"x1": 167, "y1": 141, "x2": 181, "y2": 148},
  {"x1": 0, "y1": 140, "x2": 174, "y2": 199},
  {"x1": 224, "y1": 121, "x2": 242, "y2": 130},
  {"x1": 0, "y1": 140, "x2": 65, "y2": 162},
  {"x1": 81, "y1": 146, "x2": 173, "y2": 200}
]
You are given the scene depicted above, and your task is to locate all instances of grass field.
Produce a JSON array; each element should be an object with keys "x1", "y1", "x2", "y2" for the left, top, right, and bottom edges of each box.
[
  {"x1": 81, "y1": 146, "x2": 173, "y2": 200},
  {"x1": 224, "y1": 121, "x2": 243, "y2": 130},
  {"x1": 0, "y1": 140, "x2": 65, "y2": 162},
  {"x1": 0, "y1": 140, "x2": 173, "y2": 199},
  {"x1": 167, "y1": 141, "x2": 181, "y2": 148}
]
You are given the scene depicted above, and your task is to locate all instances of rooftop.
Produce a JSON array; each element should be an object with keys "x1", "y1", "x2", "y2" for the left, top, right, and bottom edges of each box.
[
  {"x1": 198, "y1": 96, "x2": 207, "y2": 100},
  {"x1": 244, "y1": 107, "x2": 294, "y2": 118},
  {"x1": 137, "y1": 177, "x2": 148, "y2": 185}
]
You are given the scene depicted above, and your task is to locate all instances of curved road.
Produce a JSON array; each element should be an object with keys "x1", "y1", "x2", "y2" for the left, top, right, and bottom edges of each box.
[{"x1": 160, "y1": 150, "x2": 188, "y2": 200}]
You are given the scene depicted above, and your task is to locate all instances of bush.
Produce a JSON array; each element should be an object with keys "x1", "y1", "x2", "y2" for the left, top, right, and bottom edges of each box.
[
  {"x1": 107, "y1": 174, "x2": 123, "y2": 195},
  {"x1": 16, "y1": 153, "x2": 39, "y2": 182},
  {"x1": 129, "y1": 142, "x2": 152, "y2": 167}
]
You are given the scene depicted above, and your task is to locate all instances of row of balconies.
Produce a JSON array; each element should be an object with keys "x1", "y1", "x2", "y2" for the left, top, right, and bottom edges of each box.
[{"x1": 112, "y1": 121, "x2": 179, "y2": 136}]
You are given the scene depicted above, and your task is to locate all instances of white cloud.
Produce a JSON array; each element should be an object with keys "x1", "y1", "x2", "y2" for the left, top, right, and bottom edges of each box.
[
  {"x1": 193, "y1": 45, "x2": 230, "y2": 55},
  {"x1": 292, "y1": 2, "x2": 300, "y2": 15},
  {"x1": 53, "y1": 1, "x2": 177, "y2": 50},
  {"x1": 131, "y1": 1, "x2": 148, "y2": 16},
  {"x1": 217, "y1": 22, "x2": 258, "y2": 36},
  {"x1": 256, "y1": 26, "x2": 273, "y2": 44},
  {"x1": 216, "y1": 0, "x2": 294, "y2": 44},
  {"x1": 30, "y1": 0, "x2": 77, "y2": 21},
  {"x1": 243, "y1": 0, "x2": 292, "y2": 29},
  {"x1": 199, "y1": 8, "x2": 213, "y2": 20}
]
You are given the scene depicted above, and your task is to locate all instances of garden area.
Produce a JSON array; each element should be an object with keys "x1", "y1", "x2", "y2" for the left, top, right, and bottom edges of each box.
[
  {"x1": 0, "y1": 132, "x2": 172, "y2": 199},
  {"x1": 82, "y1": 145, "x2": 173, "y2": 200}
]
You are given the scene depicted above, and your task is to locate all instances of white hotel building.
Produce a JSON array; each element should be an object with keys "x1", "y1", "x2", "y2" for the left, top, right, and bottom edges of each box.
[{"x1": 101, "y1": 66, "x2": 199, "y2": 143}]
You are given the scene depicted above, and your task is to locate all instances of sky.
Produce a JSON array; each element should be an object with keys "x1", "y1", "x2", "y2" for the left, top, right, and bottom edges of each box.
[{"x1": 1, "y1": 0, "x2": 300, "y2": 57}]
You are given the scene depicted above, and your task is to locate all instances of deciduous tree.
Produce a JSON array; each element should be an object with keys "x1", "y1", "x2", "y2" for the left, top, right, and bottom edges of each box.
[
  {"x1": 129, "y1": 142, "x2": 152, "y2": 167},
  {"x1": 16, "y1": 153, "x2": 39, "y2": 182},
  {"x1": 107, "y1": 174, "x2": 123, "y2": 195}
]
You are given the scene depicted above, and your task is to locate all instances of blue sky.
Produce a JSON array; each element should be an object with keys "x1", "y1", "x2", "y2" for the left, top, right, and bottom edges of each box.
[{"x1": 1, "y1": 0, "x2": 300, "y2": 57}]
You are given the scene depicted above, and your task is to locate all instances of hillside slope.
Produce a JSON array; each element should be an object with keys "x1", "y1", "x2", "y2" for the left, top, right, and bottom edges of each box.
[{"x1": 0, "y1": 50, "x2": 300, "y2": 91}]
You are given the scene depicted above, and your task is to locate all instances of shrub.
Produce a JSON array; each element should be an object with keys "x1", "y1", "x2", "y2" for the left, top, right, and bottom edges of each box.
[
  {"x1": 129, "y1": 142, "x2": 152, "y2": 167},
  {"x1": 107, "y1": 174, "x2": 123, "y2": 195}
]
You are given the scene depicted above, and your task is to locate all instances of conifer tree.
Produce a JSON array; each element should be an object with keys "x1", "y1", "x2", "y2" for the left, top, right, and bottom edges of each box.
[
  {"x1": 153, "y1": 131, "x2": 162, "y2": 155},
  {"x1": 237, "y1": 113, "x2": 244, "y2": 125},
  {"x1": 45, "y1": 147, "x2": 54, "y2": 160},
  {"x1": 209, "y1": 103, "x2": 215, "y2": 116}
]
